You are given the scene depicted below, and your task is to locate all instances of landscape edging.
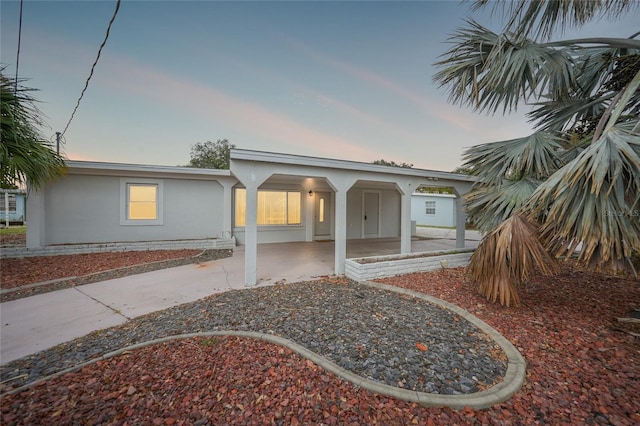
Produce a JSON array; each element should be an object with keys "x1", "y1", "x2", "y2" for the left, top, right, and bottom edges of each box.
[{"x1": 3, "y1": 284, "x2": 526, "y2": 410}]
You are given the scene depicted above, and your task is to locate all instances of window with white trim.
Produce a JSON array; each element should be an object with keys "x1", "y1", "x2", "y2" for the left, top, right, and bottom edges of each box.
[
  {"x1": 0, "y1": 194, "x2": 17, "y2": 212},
  {"x1": 235, "y1": 188, "x2": 301, "y2": 226},
  {"x1": 120, "y1": 178, "x2": 163, "y2": 225},
  {"x1": 425, "y1": 200, "x2": 436, "y2": 215}
]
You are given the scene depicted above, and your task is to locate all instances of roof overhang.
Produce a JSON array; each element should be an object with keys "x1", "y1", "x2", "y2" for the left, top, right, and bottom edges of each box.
[
  {"x1": 65, "y1": 161, "x2": 232, "y2": 180},
  {"x1": 230, "y1": 148, "x2": 476, "y2": 184}
]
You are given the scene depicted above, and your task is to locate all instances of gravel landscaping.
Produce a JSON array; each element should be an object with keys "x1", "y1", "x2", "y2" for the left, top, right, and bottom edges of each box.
[{"x1": 1, "y1": 252, "x2": 639, "y2": 424}]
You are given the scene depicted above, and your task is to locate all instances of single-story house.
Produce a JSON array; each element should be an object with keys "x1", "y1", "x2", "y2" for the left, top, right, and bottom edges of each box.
[
  {"x1": 1, "y1": 189, "x2": 27, "y2": 226},
  {"x1": 411, "y1": 192, "x2": 456, "y2": 228},
  {"x1": 26, "y1": 149, "x2": 475, "y2": 286}
]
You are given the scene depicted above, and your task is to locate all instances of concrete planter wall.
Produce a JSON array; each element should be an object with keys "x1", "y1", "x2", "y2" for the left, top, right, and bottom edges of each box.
[
  {"x1": 345, "y1": 248, "x2": 474, "y2": 281},
  {"x1": 0, "y1": 238, "x2": 236, "y2": 259}
]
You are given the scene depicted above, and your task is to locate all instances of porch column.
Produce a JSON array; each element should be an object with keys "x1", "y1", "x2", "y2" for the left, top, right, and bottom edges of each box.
[
  {"x1": 244, "y1": 182, "x2": 259, "y2": 286},
  {"x1": 334, "y1": 187, "x2": 347, "y2": 275},
  {"x1": 399, "y1": 182, "x2": 413, "y2": 254},
  {"x1": 26, "y1": 185, "x2": 46, "y2": 248},
  {"x1": 455, "y1": 194, "x2": 466, "y2": 249},
  {"x1": 220, "y1": 179, "x2": 234, "y2": 239}
]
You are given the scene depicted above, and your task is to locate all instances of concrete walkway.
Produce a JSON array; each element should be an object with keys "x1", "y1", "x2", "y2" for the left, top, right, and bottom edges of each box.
[{"x1": 1, "y1": 228, "x2": 481, "y2": 364}]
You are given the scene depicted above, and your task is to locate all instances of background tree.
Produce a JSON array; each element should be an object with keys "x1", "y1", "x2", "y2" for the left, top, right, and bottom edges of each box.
[
  {"x1": 186, "y1": 139, "x2": 235, "y2": 169},
  {"x1": 1, "y1": 71, "x2": 66, "y2": 189},
  {"x1": 434, "y1": 0, "x2": 640, "y2": 305},
  {"x1": 371, "y1": 159, "x2": 413, "y2": 168}
]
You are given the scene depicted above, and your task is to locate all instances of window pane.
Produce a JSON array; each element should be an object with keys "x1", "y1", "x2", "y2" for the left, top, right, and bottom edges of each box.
[
  {"x1": 259, "y1": 191, "x2": 286, "y2": 224},
  {"x1": 130, "y1": 185, "x2": 157, "y2": 202},
  {"x1": 319, "y1": 198, "x2": 325, "y2": 223},
  {"x1": 129, "y1": 185, "x2": 157, "y2": 220},
  {"x1": 235, "y1": 188, "x2": 246, "y2": 227},
  {"x1": 287, "y1": 192, "x2": 301, "y2": 224},
  {"x1": 0, "y1": 195, "x2": 17, "y2": 212},
  {"x1": 425, "y1": 201, "x2": 436, "y2": 215},
  {"x1": 235, "y1": 189, "x2": 302, "y2": 226}
]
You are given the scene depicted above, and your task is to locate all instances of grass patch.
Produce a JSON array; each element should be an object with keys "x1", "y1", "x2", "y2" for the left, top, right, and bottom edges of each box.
[
  {"x1": 0, "y1": 226, "x2": 26, "y2": 236},
  {"x1": 199, "y1": 337, "x2": 218, "y2": 347}
]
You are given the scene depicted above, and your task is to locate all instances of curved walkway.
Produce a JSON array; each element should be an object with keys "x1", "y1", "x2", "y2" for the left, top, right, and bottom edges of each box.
[{"x1": 1, "y1": 280, "x2": 524, "y2": 409}]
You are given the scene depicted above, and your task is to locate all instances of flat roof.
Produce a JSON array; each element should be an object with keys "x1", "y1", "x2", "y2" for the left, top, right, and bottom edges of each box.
[
  {"x1": 65, "y1": 161, "x2": 232, "y2": 178},
  {"x1": 230, "y1": 149, "x2": 475, "y2": 183}
]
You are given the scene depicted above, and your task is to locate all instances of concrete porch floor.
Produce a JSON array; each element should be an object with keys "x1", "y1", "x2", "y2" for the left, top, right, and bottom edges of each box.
[{"x1": 251, "y1": 227, "x2": 482, "y2": 286}]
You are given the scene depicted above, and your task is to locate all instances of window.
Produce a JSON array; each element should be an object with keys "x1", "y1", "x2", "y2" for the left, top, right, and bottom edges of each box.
[
  {"x1": 425, "y1": 200, "x2": 436, "y2": 215},
  {"x1": 0, "y1": 194, "x2": 17, "y2": 212},
  {"x1": 120, "y1": 178, "x2": 163, "y2": 225},
  {"x1": 235, "y1": 188, "x2": 301, "y2": 226},
  {"x1": 319, "y1": 198, "x2": 325, "y2": 223},
  {"x1": 129, "y1": 185, "x2": 157, "y2": 220}
]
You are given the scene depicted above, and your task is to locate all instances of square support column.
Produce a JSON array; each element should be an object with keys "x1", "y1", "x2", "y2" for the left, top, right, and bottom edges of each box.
[
  {"x1": 26, "y1": 186, "x2": 46, "y2": 248},
  {"x1": 400, "y1": 186, "x2": 413, "y2": 254},
  {"x1": 334, "y1": 188, "x2": 347, "y2": 275},
  {"x1": 220, "y1": 180, "x2": 234, "y2": 239},
  {"x1": 244, "y1": 183, "x2": 258, "y2": 286},
  {"x1": 455, "y1": 195, "x2": 466, "y2": 249}
]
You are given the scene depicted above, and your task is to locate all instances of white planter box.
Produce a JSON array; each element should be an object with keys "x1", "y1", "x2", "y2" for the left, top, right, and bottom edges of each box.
[{"x1": 345, "y1": 249, "x2": 474, "y2": 281}]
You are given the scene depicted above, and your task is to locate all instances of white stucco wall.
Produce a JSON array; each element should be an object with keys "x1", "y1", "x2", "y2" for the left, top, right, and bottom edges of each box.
[
  {"x1": 43, "y1": 174, "x2": 225, "y2": 245},
  {"x1": 411, "y1": 193, "x2": 456, "y2": 227}
]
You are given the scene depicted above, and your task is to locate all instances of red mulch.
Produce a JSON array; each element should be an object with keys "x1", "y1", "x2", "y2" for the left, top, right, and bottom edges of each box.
[
  {"x1": 0, "y1": 250, "x2": 202, "y2": 289},
  {"x1": 2, "y1": 268, "x2": 640, "y2": 425}
]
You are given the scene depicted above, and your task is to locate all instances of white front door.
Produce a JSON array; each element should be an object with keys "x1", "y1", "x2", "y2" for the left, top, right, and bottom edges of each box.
[
  {"x1": 363, "y1": 191, "x2": 380, "y2": 238},
  {"x1": 314, "y1": 192, "x2": 331, "y2": 237}
]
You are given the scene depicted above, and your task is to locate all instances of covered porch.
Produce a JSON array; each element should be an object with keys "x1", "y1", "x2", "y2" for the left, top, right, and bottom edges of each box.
[{"x1": 230, "y1": 149, "x2": 476, "y2": 287}]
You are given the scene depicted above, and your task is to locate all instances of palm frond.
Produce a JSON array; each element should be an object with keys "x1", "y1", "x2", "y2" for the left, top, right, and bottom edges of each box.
[
  {"x1": 433, "y1": 20, "x2": 576, "y2": 115},
  {"x1": 0, "y1": 71, "x2": 66, "y2": 188},
  {"x1": 461, "y1": 131, "x2": 565, "y2": 184},
  {"x1": 466, "y1": 177, "x2": 541, "y2": 233},
  {"x1": 473, "y1": 0, "x2": 639, "y2": 41},
  {"x1": 526, "y1": 122, "x2": 640, "y2": 273},
  {"x1": 467, "y1": 213, "x2": 559, "y2": 307}
]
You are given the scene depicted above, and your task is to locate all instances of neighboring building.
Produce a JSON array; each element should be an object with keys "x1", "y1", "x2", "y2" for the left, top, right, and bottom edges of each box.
[
  {"x1": 411, "y1": 192, "x2": 456, "y2": 228},
  {"x1": 26, "y1": 149, "x2": 475, "y2": 286},
  {"x1": 1, "y1": 189, "x2": 27, "y2": 225}
]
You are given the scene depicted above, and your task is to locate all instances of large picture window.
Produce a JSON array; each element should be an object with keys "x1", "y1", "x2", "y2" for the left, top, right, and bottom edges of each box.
[
  {"x1": 235, "y1": 188, "x2": 301, "y2": 226},
  {"x1": 120, "y1": 178, "x2": 163, "y2": 225}
]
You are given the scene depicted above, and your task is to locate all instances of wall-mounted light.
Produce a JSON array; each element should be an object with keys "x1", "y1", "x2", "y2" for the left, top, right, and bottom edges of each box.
[{"x1": 309, "y1": 190, "x2": 313, "y2": 197}]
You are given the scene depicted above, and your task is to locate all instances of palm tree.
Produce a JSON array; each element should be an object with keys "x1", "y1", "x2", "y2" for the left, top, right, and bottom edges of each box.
[
  {"x1": 434, "y1": 0, "x2": 640, "y2": 305},
  {"x1": 0, "y1": 70, "x2": 66, "y2": 189}
]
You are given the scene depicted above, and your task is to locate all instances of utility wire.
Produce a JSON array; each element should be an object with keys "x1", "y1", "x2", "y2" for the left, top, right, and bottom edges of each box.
[
  {"x1": 14, "y1": 0, "x2": 23, "y2": 95},
  {"x1": 60, "y1": 0, "x2": 121, "y2": 137}
]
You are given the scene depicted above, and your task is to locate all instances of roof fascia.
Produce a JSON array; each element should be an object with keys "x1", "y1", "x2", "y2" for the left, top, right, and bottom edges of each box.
[
  {"x1": 65, "y1": 161, "x2": 232, "y2": 179},
  {"x1": 230, "y1": 149, "x2": 475, "y2": 183}
]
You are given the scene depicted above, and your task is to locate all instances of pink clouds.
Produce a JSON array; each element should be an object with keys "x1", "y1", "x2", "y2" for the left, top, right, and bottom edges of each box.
[
  {"x1": 284, "y1": 37, "x2": 477, "y2": 133},
  {"x1": 101, "y1": 56, "x2": 381, "y2": 162}
]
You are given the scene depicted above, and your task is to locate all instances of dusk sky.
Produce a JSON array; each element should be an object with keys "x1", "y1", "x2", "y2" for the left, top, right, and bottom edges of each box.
[{"x1": 2, "y1": 1, "x2": 638, "y2": 171}]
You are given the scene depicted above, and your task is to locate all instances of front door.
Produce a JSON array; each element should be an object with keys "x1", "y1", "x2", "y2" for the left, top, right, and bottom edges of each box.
[
  {"x1": 363, "y1": 191, "x2": 380, "y2": 238},
  {"x1": 314, "y1": 192, "x2": 331, "y2": 237}
]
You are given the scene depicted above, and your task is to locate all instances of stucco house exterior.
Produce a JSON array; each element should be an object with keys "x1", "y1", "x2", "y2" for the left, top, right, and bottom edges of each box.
[
  {"x1": 25, "y1": 149, "x2": 475, "y2": 286},
  {"x1": 1, "y1": 189, "x2": 27, "y2": 226},
  {"x1": 411, "y1": 192, "x2": 457, "y2": 228}
]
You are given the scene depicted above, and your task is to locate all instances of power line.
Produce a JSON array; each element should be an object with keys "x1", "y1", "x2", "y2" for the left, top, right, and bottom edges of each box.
[
  {"x1": 60, "y1": 0, "x2": 121, "y2": 138},
  {"x1": 14, "y1": 0, "x2": 23, "y2": 94}
]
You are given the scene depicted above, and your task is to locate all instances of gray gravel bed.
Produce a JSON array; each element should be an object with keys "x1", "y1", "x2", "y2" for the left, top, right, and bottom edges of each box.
[{"x1": 0, "y1": 280, "x2": 506, "y2": 394}]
